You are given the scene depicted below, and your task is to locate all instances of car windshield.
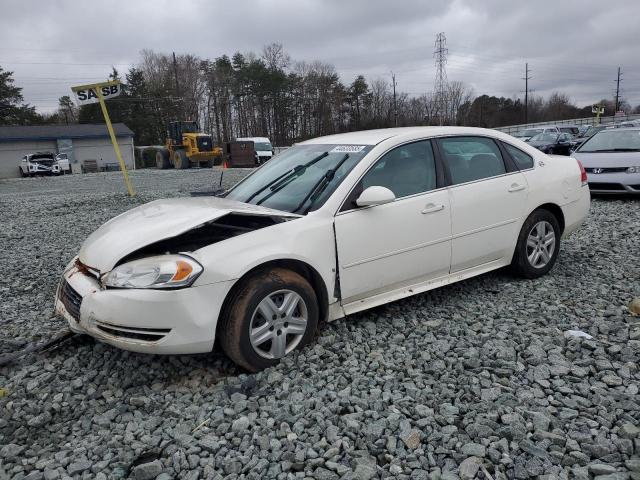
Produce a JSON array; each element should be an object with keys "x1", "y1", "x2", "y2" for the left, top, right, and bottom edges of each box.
[
  {"x1": 522, "y1": 128, "x2": 543, "y2": 137},
  {"x1": 578, "y1": 129, "x2": 640, "y2": 153},
  {"x1": 530, "y1": 133, "x2": 558, "y2": 143},
  {"x1": 31, "y1": 154, "x2": 54, "y2": 163},
  {"x1": 254, "y1": 142, "x2": 272, "y2": 151},
  {"x1": 582, "y1": 126, "x2": 604, "y2": 137},
  {"x1": 225, "y1": 143, "x2": 372, "y2": 213}
]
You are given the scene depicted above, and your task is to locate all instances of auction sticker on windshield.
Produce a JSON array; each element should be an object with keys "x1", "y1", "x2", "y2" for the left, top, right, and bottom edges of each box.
[{"x1": 331, "y1": 145, "x2": 366, "y2": 153}]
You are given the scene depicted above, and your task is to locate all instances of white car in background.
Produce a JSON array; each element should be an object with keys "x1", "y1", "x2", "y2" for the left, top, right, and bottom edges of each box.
[
  {"x1": 56, "y1": 127, "x2": 590, "y2": 371},
  {"x1": 236, "y1": 136, "x2": 274, "y2": 164},
  {"x1": 19, "y1": 152, "x2": 62, "y2": 177}
]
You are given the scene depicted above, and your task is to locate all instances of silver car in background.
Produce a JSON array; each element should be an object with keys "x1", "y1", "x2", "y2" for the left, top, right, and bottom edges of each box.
[{"x1": 572, "y1": 127, "x2": 640, "y2": 194}]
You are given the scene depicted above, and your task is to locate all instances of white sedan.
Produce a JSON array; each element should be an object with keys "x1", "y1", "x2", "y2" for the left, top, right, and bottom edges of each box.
[{"x1": 56, "y1": 127, "x2": 590, "y2": 371}]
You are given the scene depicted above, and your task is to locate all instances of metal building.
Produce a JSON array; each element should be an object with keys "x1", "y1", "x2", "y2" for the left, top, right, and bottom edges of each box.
[{"x1": 0, "y1": 123, "x2": 134, "y2": 178}]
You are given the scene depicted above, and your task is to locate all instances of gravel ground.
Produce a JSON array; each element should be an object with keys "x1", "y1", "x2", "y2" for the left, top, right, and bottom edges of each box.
[{"x1": 0, "y1": 170, "x2": 639, "y2": 480}]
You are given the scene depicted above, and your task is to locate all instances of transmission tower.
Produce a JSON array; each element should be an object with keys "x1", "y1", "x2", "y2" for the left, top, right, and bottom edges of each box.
[{"x1": 433, "y1": 32, "x2": 448, "y2": 125}]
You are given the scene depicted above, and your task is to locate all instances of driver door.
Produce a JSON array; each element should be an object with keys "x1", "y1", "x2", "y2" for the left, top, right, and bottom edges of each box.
[{"x1": 334, "y1": 140, "x2": 452, "y2": 306}]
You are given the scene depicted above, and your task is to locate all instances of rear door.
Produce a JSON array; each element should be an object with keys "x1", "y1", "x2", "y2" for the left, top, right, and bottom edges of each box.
[
  {"x1": 436, "y1": 136, "x2": 529, "y2": 273},
  {"x1": 334, "y1": 140, "x2": 451, "y2": 303}
]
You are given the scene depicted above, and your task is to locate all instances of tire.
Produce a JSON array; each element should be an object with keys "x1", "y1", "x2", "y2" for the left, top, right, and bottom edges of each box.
[
  {"x1": 205, "y1": 159, "x2": 215, "y2": 168},
  {"x1": 19, "y1": 167, "x2": 25, "y2": 178},
  {"x1": 174, "y1": 150, "x2": 190, "y2": 169},
  {"x1": 219, "y1": 268, "x2": 319, "y2": 372},
  {"x1": 511, "y1": 209, "x2": 561, "y2": 279},
  {"x1": 156, "y1": 149, "x2": 170, "y2": 169}
]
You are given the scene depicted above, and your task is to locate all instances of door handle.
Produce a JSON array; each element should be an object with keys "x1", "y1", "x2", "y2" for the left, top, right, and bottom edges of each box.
[
  {"x1": 508, "y1": 183, "x2": 526, "y2": 192},
  {"x1": 421, "y1": 203, "x2": 445, "y2": 214}
]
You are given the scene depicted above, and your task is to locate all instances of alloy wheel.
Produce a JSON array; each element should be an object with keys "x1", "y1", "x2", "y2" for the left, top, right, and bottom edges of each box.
[
  {"x1": 526, "y1": 220, "x2": 556, "y2": 269},
  {"x1": 249, "y1": 289, "x2": 308, "y2": 359}
]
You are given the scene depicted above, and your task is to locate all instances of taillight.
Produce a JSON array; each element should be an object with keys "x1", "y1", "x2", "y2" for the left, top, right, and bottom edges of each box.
[{"x1": 576, "y1": 159, "x2": 588, "y2": 186}]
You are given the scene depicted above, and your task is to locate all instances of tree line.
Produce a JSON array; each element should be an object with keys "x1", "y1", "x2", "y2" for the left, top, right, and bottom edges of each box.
[{"x1": 1, "y1": 44, "x2": 638, "y2": 146}]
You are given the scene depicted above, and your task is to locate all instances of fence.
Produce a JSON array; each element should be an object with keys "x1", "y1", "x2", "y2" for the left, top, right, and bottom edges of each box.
[{"x1": 494, "y1": 113, "x2": 640, "y2": 135}]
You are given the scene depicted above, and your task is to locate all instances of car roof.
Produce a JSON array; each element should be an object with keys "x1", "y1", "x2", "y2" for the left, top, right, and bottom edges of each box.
[
  {"x1": 299, "y1": 126, "x2": 512, "y2": 146},
  {"x1": 236, "y1": 137, "x2": 270, "y2": 142}
]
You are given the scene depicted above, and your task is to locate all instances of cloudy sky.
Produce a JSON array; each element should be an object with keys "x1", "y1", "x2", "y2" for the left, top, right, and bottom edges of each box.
[{"x1": 2, "y1": 0, "x2": 639, "y2": 113}]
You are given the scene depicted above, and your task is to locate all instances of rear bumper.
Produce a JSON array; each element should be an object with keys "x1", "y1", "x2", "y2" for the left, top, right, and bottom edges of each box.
[
  {"x1": 55, "y1": 260, "x2": 234, "y2": 354},
  {"x1": 587, "y1": 171, "x2": 640, "y2": 194},
  {"x1": 562, "y1": 186, "x2": 590, "y2": 237}
]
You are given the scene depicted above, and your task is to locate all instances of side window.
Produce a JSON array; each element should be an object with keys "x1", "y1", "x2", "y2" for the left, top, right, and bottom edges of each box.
[
  {"x1": 503, "y1": 143, "x2": 534, "y2": 170},
  {"x1": 361, "y1": 140, "x2": 437, "y2": 198},
  {"x1": 440, "y1": 136, "x2": 506, "y2": 185}
]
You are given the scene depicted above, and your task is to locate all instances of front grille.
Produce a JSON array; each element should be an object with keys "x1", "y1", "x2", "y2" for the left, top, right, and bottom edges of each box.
[
  {"x1": 586, "y1": 167, "x2": 627, "y2": 174},
  {"x1": 588, "y1": 182, "x2": 626, "y2": 191},
  {"x1": 60, "y1": 281, "x2": 82, "y2": 321},
  {"x1": 95, "y1": 321, "x2": 170, "y2": 343}
]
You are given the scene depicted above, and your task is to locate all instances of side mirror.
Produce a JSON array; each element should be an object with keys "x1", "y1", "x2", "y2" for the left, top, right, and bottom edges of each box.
[{"x1": 356, "y1": 186, "x2": 396, "y2": 207}]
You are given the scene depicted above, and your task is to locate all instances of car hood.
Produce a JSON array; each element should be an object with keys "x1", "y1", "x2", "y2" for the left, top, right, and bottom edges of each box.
[
  {"x1": 572, "y1": 151, "x2": 640, "y2": 167},
  {"x1": 79, "y1": 197, "x2": 298, "y2": 272}
]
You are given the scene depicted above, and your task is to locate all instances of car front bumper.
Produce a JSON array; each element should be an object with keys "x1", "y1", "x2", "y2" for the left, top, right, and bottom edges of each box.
[
  {"x1": 54, "y1": 260, "x2": 234, "y2": 354},
  {"x1": 587, "y1": 171, "x2": 640, "y2": 194}
]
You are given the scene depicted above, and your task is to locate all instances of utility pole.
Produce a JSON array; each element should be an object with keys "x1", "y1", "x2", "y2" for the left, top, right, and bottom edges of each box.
[
  {"x1": 172, "y1": 52, "x2": 180, "y2": 97},
  {"x1": 522, "y1": 63, "x2": 532, "y2": 124},
  {"x1": 433, "y1": 32, "x2": 448, "y2": 126},
  {"x1": 614, "y1": 66, "x2": 622, "y2": 113},
  {"x1": 391, "y1": 71, "x2": 398, "y2": 127}
]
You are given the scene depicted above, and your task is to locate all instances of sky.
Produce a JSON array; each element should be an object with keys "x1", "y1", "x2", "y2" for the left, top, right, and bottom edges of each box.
[{"x1": 2, "y1": 0, "x2": 639, "y2": 113}]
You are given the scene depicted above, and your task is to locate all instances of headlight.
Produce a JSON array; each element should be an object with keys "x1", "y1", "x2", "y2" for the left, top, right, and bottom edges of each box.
[
  {"x1": 626, "y1": 166, "x2": 640, "y2": 174},
  {"x1": 103, "y1": 255, "x2": 203, "y2": 289}
]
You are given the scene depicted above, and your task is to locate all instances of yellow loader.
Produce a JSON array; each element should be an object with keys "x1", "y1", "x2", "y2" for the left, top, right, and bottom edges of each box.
[{"x1": 156, "y1": 121, "x2": 222, "y2": 169}]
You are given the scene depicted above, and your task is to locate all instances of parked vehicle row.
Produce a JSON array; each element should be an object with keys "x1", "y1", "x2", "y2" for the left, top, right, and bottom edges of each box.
[
  {"x1": 19, "y1": 152, "x2": 70, "y2": 177},
  {"x1": 572, "y1": 127, "x2": 640, "y2": 194},
  {"x1": 55, "y1": 126, "x2": 590, "y2": 371}
]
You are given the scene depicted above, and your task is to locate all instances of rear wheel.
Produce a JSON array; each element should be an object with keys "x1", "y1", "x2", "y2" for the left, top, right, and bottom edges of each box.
[
  {"x1": 174, "y1": 150, "x2": 190, "y2": 169},
  {"x1": 219, "y1": 268, "x2": 319, "y2": 372},
  {"x1": 511, "y1": 209, "x2": 561, "y2": 279},
  {"x1": 19, "y1": 167, "x2": 25, "y2": 178},
  {"x1": 156, "y1": 149, "x2": 170, "y2": 169}
]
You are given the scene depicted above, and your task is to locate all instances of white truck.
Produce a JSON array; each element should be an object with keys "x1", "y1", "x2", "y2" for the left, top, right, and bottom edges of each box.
[{"x1": 235, "y1": 137, "x2": 274, "y2": 165}]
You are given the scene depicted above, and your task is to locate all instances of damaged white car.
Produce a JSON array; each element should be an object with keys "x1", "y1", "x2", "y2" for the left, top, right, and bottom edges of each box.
[
  {"x1": 56, "y1": 127, "x2": 590, "y2": 371},
  {"x1": 19, "y1": 152, "x2": 65, "y2": 177}
]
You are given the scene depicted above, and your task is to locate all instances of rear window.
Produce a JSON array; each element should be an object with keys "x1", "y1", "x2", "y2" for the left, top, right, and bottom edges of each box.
[{"x1": 503, "y1": 143, "x2": 534, "y2": 169}]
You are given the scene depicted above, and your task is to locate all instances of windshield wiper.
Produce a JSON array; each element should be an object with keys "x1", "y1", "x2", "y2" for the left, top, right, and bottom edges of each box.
[
  {"x1": 583, "y1": 148, "x2": 640, "y2": 153},
  {"x1": 292, "y1": 154, "x2": 350, "y2": 214},
  {"x1": 253, "y1": 151, "x2": 329, "y2": 206}
]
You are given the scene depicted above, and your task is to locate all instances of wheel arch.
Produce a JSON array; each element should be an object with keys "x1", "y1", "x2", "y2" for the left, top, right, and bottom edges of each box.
[
  {"x1": 216, "y1": 258, "x2": 330, "y2": 339},
  {"x1": 531, "y1": 202, "x2": 565, "y2": 234}
]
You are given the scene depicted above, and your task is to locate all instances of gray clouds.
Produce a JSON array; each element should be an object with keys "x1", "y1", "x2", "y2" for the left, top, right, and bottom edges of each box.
[{"x1": 1, "y1": 0, "x2": 639, "y2": 112}]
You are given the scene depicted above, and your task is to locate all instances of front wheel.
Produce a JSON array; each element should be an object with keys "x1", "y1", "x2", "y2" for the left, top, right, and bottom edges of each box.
[
  {"x1": 218, "y1": 268, "x2": 319, "y2": 372},
  {"x1": 19, "y1": 167, "x2": 25, "y2": 178},
  {"x1": 174, "y1": 150, "x2": 190, "y2": 169},
  {"x1": 511, "y1": 209, "x2": 561, "y2": 279}
]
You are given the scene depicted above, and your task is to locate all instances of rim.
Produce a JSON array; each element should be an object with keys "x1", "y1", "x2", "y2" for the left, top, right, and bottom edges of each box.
[
  {"x1": 249, "y1": 289, "x2": 308, "y2": 359},
  {"x1": 526, "y1": 220, "x2": 556, "y2": 269}
]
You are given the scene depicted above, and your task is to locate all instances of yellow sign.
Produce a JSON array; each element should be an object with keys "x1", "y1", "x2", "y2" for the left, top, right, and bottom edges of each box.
[{"x1": 71, "y1": 80, "x2": 135, "y2": 197}]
